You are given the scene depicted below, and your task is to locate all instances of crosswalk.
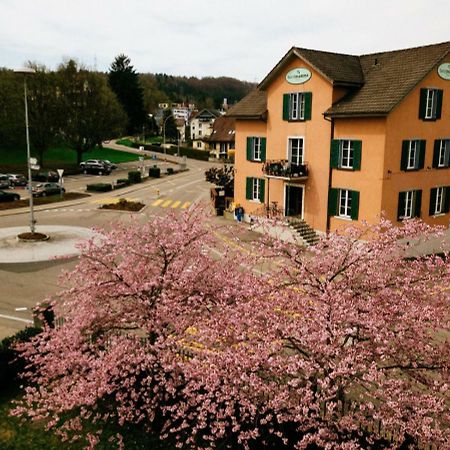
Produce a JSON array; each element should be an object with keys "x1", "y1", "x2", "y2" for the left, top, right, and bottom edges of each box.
[{"x1": 152, "y1": 198, "x2": 191, "y2": 209}]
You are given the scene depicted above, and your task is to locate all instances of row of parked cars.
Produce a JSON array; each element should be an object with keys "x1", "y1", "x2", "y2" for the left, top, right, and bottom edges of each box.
[
  {"x1": 79, "y1": 159, "x2": 117, "y2": 175},
  {"x1": 0, "y1": 173, "x2": 27, "y2": 189}
]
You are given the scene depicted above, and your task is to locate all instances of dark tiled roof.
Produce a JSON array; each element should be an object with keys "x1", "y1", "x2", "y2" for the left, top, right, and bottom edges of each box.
[
  {"x1": 228, "y1": 42, "x2": 450, "y2": 120},
  {"x1": 208, "y1": 117, "x2": 236, "y2": 142},
  {"x1": 226, "y1": 89, "x2": 267, "y2": 119},
  {"x1": 326, "y1": 41, "x2": 450, "y2": 116}
]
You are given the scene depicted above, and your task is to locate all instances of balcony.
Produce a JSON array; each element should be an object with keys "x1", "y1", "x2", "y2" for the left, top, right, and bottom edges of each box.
[{"x1": 262, "y1": 160, "x2": 309, "y2": 181}]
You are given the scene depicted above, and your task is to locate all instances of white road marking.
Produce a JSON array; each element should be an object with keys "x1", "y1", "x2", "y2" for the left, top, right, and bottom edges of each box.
[{"x1": 0, "y1": 314, "x2": 33, "y2": 324}]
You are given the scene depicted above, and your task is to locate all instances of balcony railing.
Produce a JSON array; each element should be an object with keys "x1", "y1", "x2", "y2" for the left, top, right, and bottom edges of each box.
[{"x1": 262, "y1": 160, "x2": 308, "y2": 180}]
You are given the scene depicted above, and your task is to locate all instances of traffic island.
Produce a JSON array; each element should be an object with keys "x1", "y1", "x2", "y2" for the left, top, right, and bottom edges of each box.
[
  {"x1": 100, "y1": 198, "x2": 145, "y2": 212},
  {"x1": 17, "y1": 232, "x2": 50, "y2": 242}
]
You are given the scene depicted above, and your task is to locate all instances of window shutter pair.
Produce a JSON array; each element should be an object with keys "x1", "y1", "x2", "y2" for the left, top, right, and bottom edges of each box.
[
  {"x1": 245, "y1": 177, "x2": 265, "y2": 202},
  {"x1": 419, "y1": 88, "x2": 443, "y2": 120},
  {"x1": 397, "y1": 190, "x2": 422, "y2": 220},
  {"x1": 400, "y1": 140, "x2": 425, "y2": 170},
  {"x1": 429, "y1": 187, "x2": 450, "y2": 215},
  {"x1": 330, "y1": 140, "x2": 362, "y2": 170},
  {"x1": 327, "y1": 188, "x2": 359, "y2": 220},
  {"x1": 246, "y1": 137, "x2": 266, "y2": 162},
  {"x1": 282, "y1": 92, "x2": 312, "y2": 121},
  {"x1": 433, "y1": 140, "x2": 450, "y2": 168}
]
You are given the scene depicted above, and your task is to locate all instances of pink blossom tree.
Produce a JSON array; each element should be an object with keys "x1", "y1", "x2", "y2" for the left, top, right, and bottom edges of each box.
[
  {"x1": 166, "y1": 219, "x2": 450, "y2": 449},
  {"x1": 13, "y1": 212, "x2": 450, "y2": 449}
]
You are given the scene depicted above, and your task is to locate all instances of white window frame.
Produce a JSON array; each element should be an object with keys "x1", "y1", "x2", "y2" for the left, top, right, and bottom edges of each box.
[
  {"x1": 339, "y1": 140, "x2": 354, "y2": 169},
  {"x1": 403, "y1": 191, "x2": 414, "y2": 219},
  {"x1": 252, "y1": 137, "x2": 262, "y2": 161},
  {"x1": 251, "y1": 178, "x2": 261, "y2": 202},
  {"x1": 438, "y1": 140, "x2": 449, "y2": 168},
  {"x1": 289, "y1": 93, "x2": 305, "y2": 120},
  {"x1": 425, "y1": 89, "x2": 437, "y2": 119},
  {"x1": 434, "y1": 187, "x2": 445, "y2": 215},
  {"x1": 339, "y1": 189, "x2": 352, "y2": 219},
  {"x1": 407, "y1": 140, "x2": 419, "y2": 170},
  {"x1": 287, "y1": 137, "x2": 304, "y2": 165}
]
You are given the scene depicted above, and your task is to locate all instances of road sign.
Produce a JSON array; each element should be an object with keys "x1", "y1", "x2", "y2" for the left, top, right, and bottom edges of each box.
[
  {"x1": 29, "y1": 157, "x2": 37, "y2": 165},
  {"x1": 57, "y1": 169, "x2": 64, "y2": 178},
  {"x1": 30, "y1": 164, "x2": 40, "y2": 170}
]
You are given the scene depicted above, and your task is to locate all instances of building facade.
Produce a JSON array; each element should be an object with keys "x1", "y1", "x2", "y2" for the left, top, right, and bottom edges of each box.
[
  {"x1": 190, "y1": 109, "x2": 221, "y2": 150},
  {"x1": 207, "y1": 116, "x2": 235, "y2": 159},
  {"x1": 228, "y1": 42, "x2": 450, "y2": 232}
]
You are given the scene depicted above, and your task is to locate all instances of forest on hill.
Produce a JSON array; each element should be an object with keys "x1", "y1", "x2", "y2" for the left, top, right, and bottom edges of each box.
[{"x1": 139, "y1": 73, "x2": 256, "y2": 112}]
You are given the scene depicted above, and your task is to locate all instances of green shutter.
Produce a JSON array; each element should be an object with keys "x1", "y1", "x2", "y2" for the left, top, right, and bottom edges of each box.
[
  {"x1": 283, "y1": 94, "x2": 290, "y2": 121},
  {"x1": 246, "y1": 137, "x2": 253, "y2": 161},
  {"x1": 429, "y1": 188, "x2": 437, "y2": 216},
  {"x1": 261, "y1": 138, "x2": 266, "y2": 162},
  {"x1": 304, "y1": 92, "x2": 312, "y2": 120},
  {"x1": 433, "y1": 140, "x2": 441, "y2": 168},
  {"x1": 397, "y1": 192, "x2": 406, "y2": 221},
  {"x1": 330, "y1": 140, "x2": 340, "y2": 168},
  {"x1": 400, "y1": 141, "x2": 409, "y2": 170},
  {"x1": 417, "y1": 140, "x2": 426, "y2": 170},
  {"x1": 328, "y1": 188, "x2": 338, "y2": 216},
  {"x1": 353, "y1": 140, "x2": 362, "y2": 170},
  {"x1": 259, "y1": 179, "x2": 265, "y2": 203},
  {"x1": 246, "y1": 177, "x2": 252, "y2": 200},
  {"x1": 435, "y1": 90, "x2": 443, "y2": 119},
  {"x1": 444, "y1": 187, "x2": 450, "y2": 214},
  {"x1": 350, "y1": 190, "x2": 360, "y2": 220},
  {"x1": 419, "y1": 88, "x2": 427, "y2": 119},
  {"x1": 445, "y1": 141, "x2": 450, "y2": 167},
  {"x1": 414, "y1": 190, "x2": 422, "y2": 218}
]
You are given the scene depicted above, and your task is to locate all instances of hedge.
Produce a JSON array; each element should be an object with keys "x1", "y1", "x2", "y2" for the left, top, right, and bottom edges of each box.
[
  {"x1": 132, "y1": 142, "x2": 210, "y2": 161},
  {"x1": 128, "y1": 171, "x2": 142, "y2": 184},
  {"x1": 149, "y1": 166, "x2": 161, "y2": 178},
  {"x1": 86, "y1": 183, "x2": 113, "y2": 192}
]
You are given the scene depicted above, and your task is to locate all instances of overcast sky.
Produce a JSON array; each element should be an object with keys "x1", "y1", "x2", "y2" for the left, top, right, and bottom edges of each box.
[{"x1": 1, "y1": 0, "x2": 449, "y2": 82}]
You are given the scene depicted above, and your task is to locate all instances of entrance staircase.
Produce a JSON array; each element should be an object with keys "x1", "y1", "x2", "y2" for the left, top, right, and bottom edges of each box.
[{"x1": 288, "y1": 218, "x2": 320, "y2": 246}]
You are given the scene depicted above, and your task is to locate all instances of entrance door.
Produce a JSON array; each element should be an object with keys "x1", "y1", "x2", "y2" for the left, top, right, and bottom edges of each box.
[{"x1": 285, "y1": 185, "x2": 303, "y2": 217}]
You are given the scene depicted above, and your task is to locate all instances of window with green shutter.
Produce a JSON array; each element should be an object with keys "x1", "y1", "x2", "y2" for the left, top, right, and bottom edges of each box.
[
  {"x1": 246, "y1": 177, "x2": 253, "y2": 200},
  {"x1": 330, "y1": 139, "x2": 362, "y2": 170},
  {"x1": 350, "y1": 190, "x2": 360, "y2": 220},
  {"x1": 401, "y1": 140, "x2": 425, "y2": 171},
  {"x1": 259, "y1": 179, "x2": 265, "y2": 203},
  {"x1": 246, "y1": 137, "x2": 265, "y2": 162},
  {"x1": 398, "y1": 190, "x2": 422, "y2": 220},
  {"x1": 283, "y1": 92, "x2": 312, "y2": 121},
  {"x1": 419, "y1": 88, "x2": 443, "y2": 120},
  {"x1": 433, "y1": 139, "x2": 450, "y2": 168},
  {"x1": 260, "y1": 138, "x2": 266, "y2": 162},
  {"x1": 429, "y1": 186, "x2": 449, "y2": 216}
]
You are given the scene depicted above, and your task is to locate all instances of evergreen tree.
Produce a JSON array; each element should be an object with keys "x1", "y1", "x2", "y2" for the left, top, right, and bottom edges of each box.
[{"x1": 108, "y1": 54, "x2": 146, "y2": 135}]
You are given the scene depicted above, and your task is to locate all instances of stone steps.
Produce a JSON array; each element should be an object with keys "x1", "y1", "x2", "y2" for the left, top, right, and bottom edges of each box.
[{"x1": 289, "y1": 219, "x2": 320, "y2": 246}]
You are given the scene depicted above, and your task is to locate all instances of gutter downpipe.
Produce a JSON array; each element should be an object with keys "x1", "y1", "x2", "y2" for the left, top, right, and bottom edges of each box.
[{"x1": 324, "y1": 114, "x2": 334, "y2": 234}]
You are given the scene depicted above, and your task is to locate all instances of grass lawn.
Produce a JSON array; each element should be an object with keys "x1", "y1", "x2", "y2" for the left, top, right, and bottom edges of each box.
[{"x1": 0, "y1": 146, "x2": 147, "y2": 173}]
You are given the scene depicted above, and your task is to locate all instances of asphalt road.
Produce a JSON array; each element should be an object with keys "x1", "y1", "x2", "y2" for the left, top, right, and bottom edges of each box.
[{"x1": 0, "y1": 149, "x2": 220, "y2": 339}]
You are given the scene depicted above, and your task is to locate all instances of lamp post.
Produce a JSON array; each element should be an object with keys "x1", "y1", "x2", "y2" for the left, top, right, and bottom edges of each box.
[
  {"x1": 162, "y1": 113, "x2": 175, "y2": 159},
  {"x1": 15, "y1": 67, "x2": 36, "y2": 234}
]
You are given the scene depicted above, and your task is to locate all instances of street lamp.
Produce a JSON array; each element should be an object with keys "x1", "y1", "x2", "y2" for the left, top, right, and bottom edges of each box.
[
  {"x1": 163, "y1": 113, "x2": 176, "y2": 159},
  {"x1": 15, "y1": 67, "x2": 36, "y2": 234}
]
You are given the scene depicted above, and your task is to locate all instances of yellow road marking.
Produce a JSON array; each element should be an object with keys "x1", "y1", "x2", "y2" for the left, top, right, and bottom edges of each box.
[
  {"x1": 171, "y1": 200, "x2": 181, "y2": 209},
  {"x1": 161, "y1": 199, "x2": 172, "y2": 208},
  {"x1": 152, "y1": 199, "x2": 164, "y2": 206},
  {"x1": 181, "y1": 201, "x2": 191, "y2": 209}
]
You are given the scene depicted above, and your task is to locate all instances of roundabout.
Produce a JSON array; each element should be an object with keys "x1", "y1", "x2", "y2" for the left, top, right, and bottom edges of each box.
[{"x1": 0, "y1": 226, "x2": 100, "y2": 264}]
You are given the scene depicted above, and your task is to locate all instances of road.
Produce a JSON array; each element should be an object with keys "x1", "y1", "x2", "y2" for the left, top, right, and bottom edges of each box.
[{"x1": 0, "y1": 148, "x2": 221, "y2": 339}]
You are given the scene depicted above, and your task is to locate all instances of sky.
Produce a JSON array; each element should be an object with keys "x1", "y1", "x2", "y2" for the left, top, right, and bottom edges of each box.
[{"x1": 1, "y1": 0, "x2": 449, "y2": 82}]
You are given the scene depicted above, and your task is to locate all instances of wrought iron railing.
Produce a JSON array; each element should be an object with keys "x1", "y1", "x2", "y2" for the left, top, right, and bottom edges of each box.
[{"x1": 262, "y1": 160, "x2": 308, "y2": 178}]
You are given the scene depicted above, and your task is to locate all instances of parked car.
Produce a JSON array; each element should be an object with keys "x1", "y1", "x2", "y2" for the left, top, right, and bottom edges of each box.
[
  {"x1": 32, "y1": 171, "x2": 59, "y2": 182},
  {"x1": 0, "y1": 175, "x2": 11, "y2": 189},
  {"x1": 102, "y1": 160, "x2": 117, "y2": 170},
  {"x1": 79, "y1": 159, "x2": 111, "y2": 175},
  {"x1": 7, "y1": 173, "x2": 27, "y2": 187},
  {"x1": 0, "y1": 190, "x2": 20, "y2": 202},
  {"x1": 32, "y1": 182, "x2": 65, "y2": 197}
]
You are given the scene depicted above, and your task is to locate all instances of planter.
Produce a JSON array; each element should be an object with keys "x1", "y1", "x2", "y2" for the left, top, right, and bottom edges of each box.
[{"x1": 17, "y1": 232, "x2": 50, "y2": 242}]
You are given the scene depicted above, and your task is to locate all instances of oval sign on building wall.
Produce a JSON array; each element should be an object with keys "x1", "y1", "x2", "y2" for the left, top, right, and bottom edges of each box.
[
  {"x1": 438, "y1": 63, "x2": 450, "y2": 80},
  {"x1": 286, "y1": 68, "x2": 312, "y2": 84}
]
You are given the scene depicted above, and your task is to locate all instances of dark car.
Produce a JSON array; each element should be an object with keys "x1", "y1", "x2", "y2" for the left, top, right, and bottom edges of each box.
[
  {"x1": 0, "y1": 175, "x2": 11, "y2": 189},
  {"x1": 7, "y1": 174, "x2": 27, "y2": 187},
  {"x1": 79, "y1": 159, "x2": 111, "y2": 175},
  {"x1": 32, "y1": 182, "x2": 65, "y2": 197},
  {"x1": 0, "y1": 190, "x2": 20, "y2": 202},
  {"x1": 32, "y1": 171, "x2": 59, "y2": 182}
]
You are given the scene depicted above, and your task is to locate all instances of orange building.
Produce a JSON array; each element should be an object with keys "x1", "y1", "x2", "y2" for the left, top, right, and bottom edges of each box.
[{"x1": 228, "y1": 42, "x2": 450, "y2": 235}]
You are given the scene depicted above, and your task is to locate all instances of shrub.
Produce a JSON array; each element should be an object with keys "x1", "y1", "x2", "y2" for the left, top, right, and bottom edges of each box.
[
  {"x1": 114, "y1": 178, "x2": 130, "y2": 190},
  {"x1": 86, "y1": 183, "x2": 113, "y2": 192},
  {"x1": 131, "y1": 142, "x2": 210, "y2": 161},
  {"x1": 148, "y1": 166, "x2": 161, "y2": 178},
  {"x1": 167, "y1": 167, "x2": 174, "y2": 175},
  {"x1": 128, "y1": 171, "x2": 142, "y2": 184}
]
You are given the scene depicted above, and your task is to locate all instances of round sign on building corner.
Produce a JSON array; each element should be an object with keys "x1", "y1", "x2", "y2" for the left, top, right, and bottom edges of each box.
[{"x1": 437, "y1": 63, "x2": 450, "y2": 80}]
